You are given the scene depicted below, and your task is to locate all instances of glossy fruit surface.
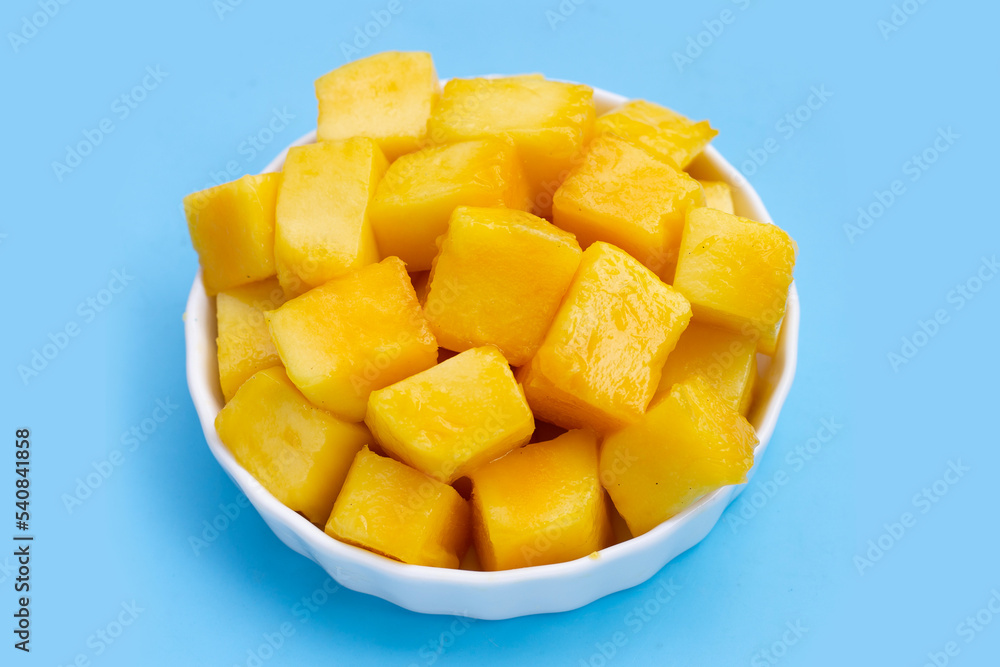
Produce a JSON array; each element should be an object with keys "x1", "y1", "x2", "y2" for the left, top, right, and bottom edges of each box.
[
  {"x1": 315, "y1": 51, "x2": 439, "y2": 161},
  {"x1": 673, "y1": 207, "x2": 797, "y2": 355},
  {"x1": 595, "y1": 99, "x2": 716, "y2": 170},
  {"x1": 427, "y1": 75, "x2": 595, "y2": 216},
  {"x1": 215, "y1": 366, "x2": 372, "y2": 524},
  {"x1": 600, "y1": 376, "x2": 757, "y2": 536},
  {"x1": 553, "y1": 135, "x2": 704, "y2": 281},
  {"x1": 266, "y1": 257, "x2": 438, "y2": 421},
  {"x1": 470, "y1": 429, "x2": 612, "y2": 571},
  {"x1": 275, "y1": 138, "x2": 388, "y2": 294},
  {"x1": 654, "y1": 321, "x2": 757, "y2": 415},
  {"x1": 519, "y1": 242, "x2": 692, "y2": 432},
  {"x1": 370, "y1": 138, "x2": 531, "y2": 271},
  {"x1": 424, "y1": 206, "x2": 582, "y2": 366},
  {"x1": 365, "y1": 346, "x2": 534, "y2": 483},
  {"x1": 184, "y1": 172, "x2": 281, "y2": 295},
  {"x1": 216, "y1": 278, "x2": 288, "y2": 402},
  {"x1": 325, "y1": 447, "x2": 471, "y2": 568}
]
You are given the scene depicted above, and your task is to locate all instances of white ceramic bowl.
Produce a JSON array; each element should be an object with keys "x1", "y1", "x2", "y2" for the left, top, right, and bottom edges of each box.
[{"x1": 184, "y1": 83, "x2": 799, "y2": 620}]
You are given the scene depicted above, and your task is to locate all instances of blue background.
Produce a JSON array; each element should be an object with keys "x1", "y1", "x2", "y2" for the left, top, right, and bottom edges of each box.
[{"x1": 3, "y1": 0, "x2": 998, "y2": 665}]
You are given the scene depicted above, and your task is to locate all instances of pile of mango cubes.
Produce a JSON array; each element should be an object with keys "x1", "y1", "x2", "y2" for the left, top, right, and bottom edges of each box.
[{"x1": 184, "y1": 51, "x2": 797, "y2": 571}]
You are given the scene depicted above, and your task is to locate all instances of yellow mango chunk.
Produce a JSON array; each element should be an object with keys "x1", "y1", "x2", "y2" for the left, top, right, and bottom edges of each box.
[
  {"x1": 595, "y1": 99, "x2": 717, "y2": 170},
  {"x1": 424, "y1": 207, "x2": 582, "y2": 366},
  {"x1": 266, "y1": 257, "x2": 438, "y2": 422},
  {"x1": 365, "y1": 346, "x2": 534, "y2": 483},
  {"x1": 369, "y1": 138, "x2": 531, "y2": 271},
  {"x1": 518, "y1": 242, "x2": 692, "y2": 433},
  {"x1": 216, "y1": 278, "x2": 289, "y2": 402},
  {"x1": 601, "y1": 376, "x2": 757, "y2": 536},
  {"x1": 184, "y1": 173, "x2": 280, "y2": 295},
  {"x1": 654, "y1": 321, "x2": 757, "y2": 416},
  {"x1": 275, "y1": 138, "x2": 388, "y2": 294},
  {"x1": 315, "y1": 51, "x2": 439, "y2": 161},
  {"x1": 699, "y1": 180, "x2": 735, "y2": 214},
  {"x1": 553, "y1": 136, "x2": 705, "y2": 282},
  {"x1": 325, "y1": 447, "x2": 470, "y2": 568},
  {"x1": 469, "y1": 429, "x2": 612, "y2": 570},
  {"x1": 215, "y1": 366, "x2": 372, "y2": 524},
  {"x1": 673, "y1": 208, "x2": 797, "y2": 355},
  {"x1": 426, "y1": 75, "x2": 595, "y2": 216}
]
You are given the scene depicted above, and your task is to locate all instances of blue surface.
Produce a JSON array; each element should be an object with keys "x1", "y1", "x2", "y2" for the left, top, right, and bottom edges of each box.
[{"x1": 3, "y1": 0, "x2": 998, "y2": 664}]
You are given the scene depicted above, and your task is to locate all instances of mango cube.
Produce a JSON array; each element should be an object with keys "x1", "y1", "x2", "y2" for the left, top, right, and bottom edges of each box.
[
  {"x1": 216, "y1": 278, "x2": 289, "y2": 402},
  {"x1": 274, "y1": 138, "x2": 388, "y2": 294},
  {"x1": 469, "y1": 429, "x2": 612, "y2": 570},
  {"x1": 595, "y1": 100, "x2": 717, "y2": 170},
  {"x1": 426, "y1": 75, "x2": 595, "y2": 216},
  {"x1": 654, "y1": 321, "x2": 757, "y2": 416},
  {"x1": 315, "y1": 51, "x2": 439, "y2": 161},
  {"x1": 518, "y1": 242, "x2": 692, "y2": 432},
  {"x1": 184, "y1": 173, "x2": 280, "y2": 295},
  {"x1": 266, "y1": 257, "x2": 438, "y2": 422},
  {"x1": 699, "y1": 180, "x2": 735, "y2": 214},
  {"x1": 215, "y1": 366, "x2": 373, "y2": 524},
  {"x1": 600, "y1": 376, "x2": 757, "y2": 536},
  {"x1": 552, "y1": 136, "x2": 704, "y2": 281},
  {"x1": 365, "y1": 346, "x2": 534, "y2": 483},
  {"x1": 424, "y1": 207, "x2": 582, "y2": 366},
  {"x1": 325, "y1": 447, "x2": 470, "y2": 568},
  {"x1": 369, "y1": 138, "x2": 532, "y2": 271},
  {"x1": 673, "y1": 208, "x2": 797, "y2": 355}
]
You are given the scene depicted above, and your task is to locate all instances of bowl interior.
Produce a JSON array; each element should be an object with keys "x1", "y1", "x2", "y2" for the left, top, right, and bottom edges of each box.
[{"x1": 184, "y1": 82, "x2": 799, "y2": 619}]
